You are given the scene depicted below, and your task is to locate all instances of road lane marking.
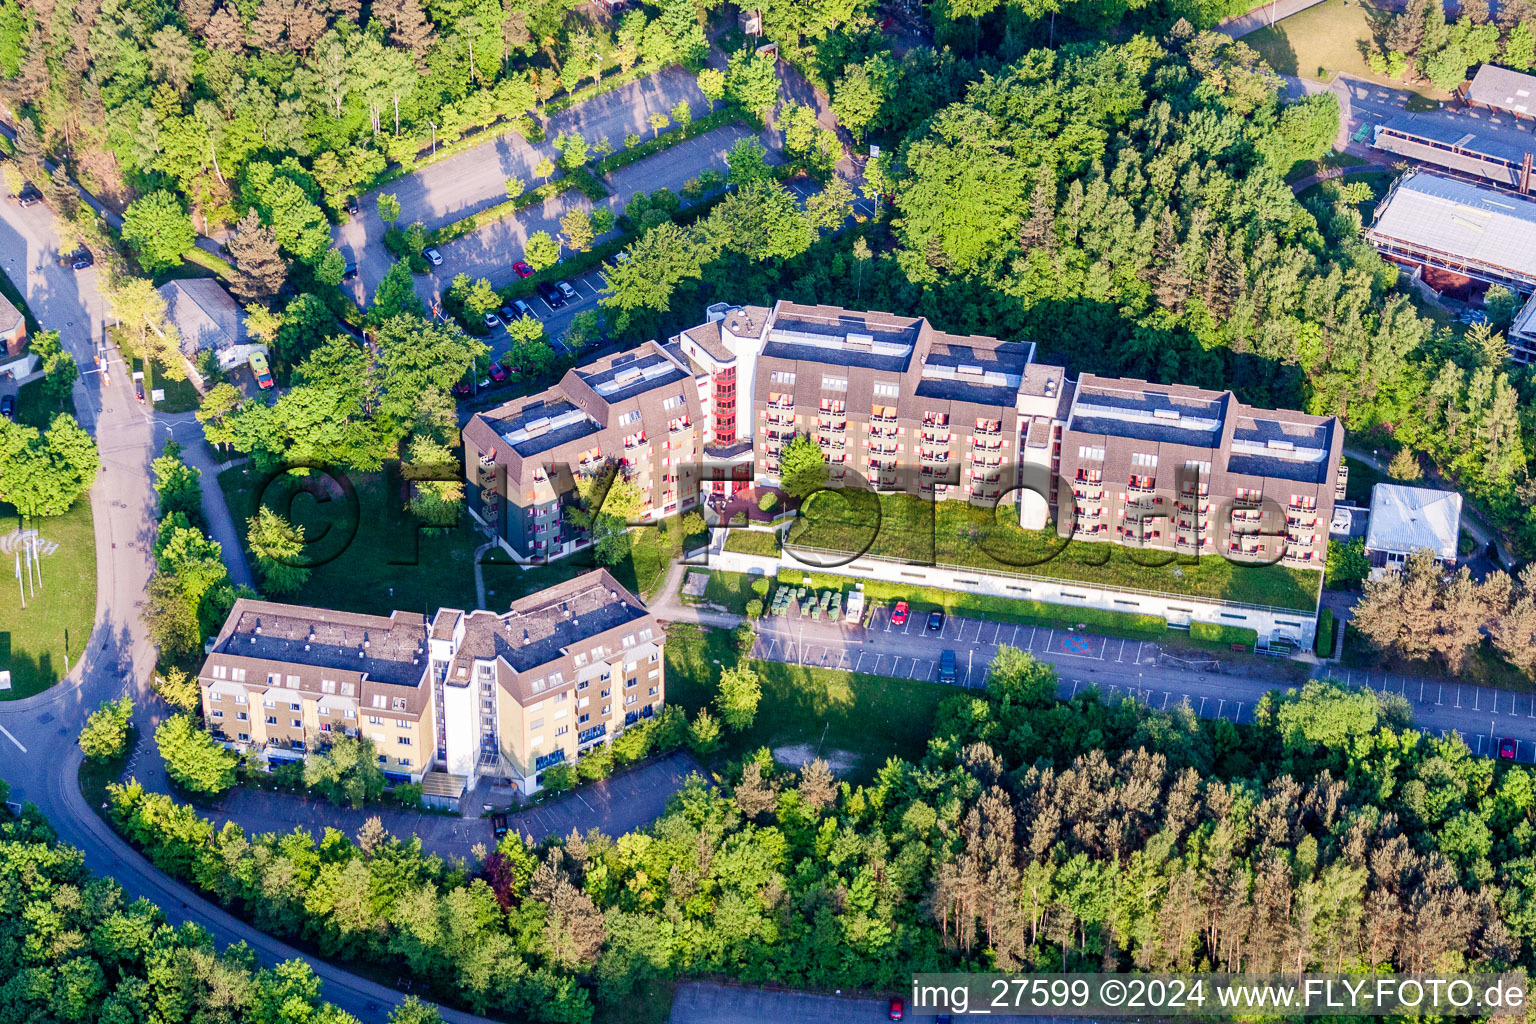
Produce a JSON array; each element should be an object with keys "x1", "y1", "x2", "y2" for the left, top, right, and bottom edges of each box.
[{"x1": 0, "y1": 725, "x2": 26, "y2": 753}]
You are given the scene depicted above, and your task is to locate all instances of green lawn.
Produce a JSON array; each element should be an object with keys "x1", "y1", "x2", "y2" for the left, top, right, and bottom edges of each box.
[
  {"x1": 1286, "y1": 151, "x2": 1366, "y2": 185},
  {"x1": 723, "y1": 528, "x2": 781, "y2": 557},
  {"x1": 1243, "y1": 0, "x2": 1451, "y2": 102},
  {"x1": 1343, "y1": 454, "x2": 1385, "y2": 506},
  {"x1": 784, "y1": 491, "x2": 1320, "y2": 611},
  {"x1": 13, "y1": 377, "x2": 76, "y2": 429},
  {"x1": 0, "y1": 499, "x2": 97, "y2": 699},
  {"x1": 221, "y1": 463, "x2": 690, "y2": 615},
  {"x1": 665, "y1": 624, "x2": 946, "y2": 782},
  {"x1": 1296, "y1": 171, "x2": 1396, "y2": 223},
  {"x1": 129, "y1": 357, "x2": 200, "y2": 413}
]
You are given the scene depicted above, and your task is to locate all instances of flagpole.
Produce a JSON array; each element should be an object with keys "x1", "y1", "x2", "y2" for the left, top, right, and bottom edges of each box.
[
  {"x1": 14, "y1": 551, "x2": 23, "y2": 610},
  {"x1": 31, "y1": 535, "x2": 41, "y2": 589},
  {"x1": 25, "y1": 539, "x2": 34, "y2": 599}
]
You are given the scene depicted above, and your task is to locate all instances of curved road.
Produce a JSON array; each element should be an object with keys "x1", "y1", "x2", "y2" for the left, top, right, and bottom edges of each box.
[{"x1": 0, "y1": 179, "x2": 489, "y2": 1024}]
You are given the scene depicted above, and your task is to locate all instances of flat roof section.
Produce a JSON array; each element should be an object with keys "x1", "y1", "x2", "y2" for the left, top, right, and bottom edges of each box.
[{"x1": 1367, "y1": 171, "x2": 1536, "y2": 283}]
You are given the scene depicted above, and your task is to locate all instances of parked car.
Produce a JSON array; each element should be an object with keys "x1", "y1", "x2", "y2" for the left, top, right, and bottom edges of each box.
[
  {"x1": 0, "y1": 394, "x2": 14, "y2": 421},
  {"x1": 488, "y1": 362, "x2": 508, "y2": 384},
  {"x1": 888, "y1": 996, "x2": 904, "y2": 1021},
  {"x1": 421, "y1": 247, "x2": 443, "y2": 266},
  {"x1": 1501, "y1": 737, "x2": 1518, "y2": 760},
  {"x1": 498, "y1": 305, "x2": 516, "y2": 323},
  {"x1": 512, "y1": 298, "x2": 537, "y2": 320},
  {"x1": 347, "y1": 196, "x2": 361, "y2": 216},
  {"x1": 484, "y1": 311, "x2": 501, "y2": 329},
  {"x1": 12, "y1": 182, "x2": 42, "y2": 207},
  {"x1": 557, "y1": 281, "x2": 578, "y2": 302},
  {"x1": 890, "y1": 600, "x2": 909, "y2": 626},
  {"x1": 452, "y1": 381, "x2": 472, "y2": 399},
  {"x1": 341, "y1": 261, "x2": 358, "y2": 281},
  {"x1": 536, "y1": 280, "x2": 566, "y2": 308},
  {"x1": 249, "y1": 351, "x2": 274, "y2": 390},
  {"x1": 612, "y1": 249, "x2": 631, "y2": 264},
  {"x1": 927, "y1": 609, "x2": 945, "y2": 633},
  {"x1": 491, "y1": 814, "x2": 509, "y2": 839},
  {"x1": 70, "y1": 249, "x2": 93, "y2": 270},
  {"x1": 135, "y1": 381, "x2": 145, "y2": 404},
  {"x1": 938, "y1": 649, "x2": 956, "y2": 684},
  {"x1": 512, "y1": 260, "x2": 534, "y2": 278}
]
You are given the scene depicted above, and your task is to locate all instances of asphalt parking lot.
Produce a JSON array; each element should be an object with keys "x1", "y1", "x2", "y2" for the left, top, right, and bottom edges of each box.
[
  {"x1": 756, "y1": 604, "x2": 1164, "y2": 690},
  {"x1": 482, "y1": 264, "x2": 611, "y2": 359},
  {"x1": 500, "y1": 749, "x2": 702, "y2": 844}
]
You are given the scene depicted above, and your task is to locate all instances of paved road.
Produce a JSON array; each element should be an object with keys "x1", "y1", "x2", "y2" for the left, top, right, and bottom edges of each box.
[
  {"x1": 753, "y1": 596, "x2": 1536, "y2": 762},
  {"x1": 500, "y1": 749, "x2": 700, "y2": 845},
  {"x1": 673, "y1": 981, "x2": 1104, "y2": 1023},
  {"x1": 1218, "y1": 0, "x2": 1330, "y2": 38},
  {"x1": 464, "y1": 175, "x2": 877, "y2": 359},
  {"x1": 334, "y1": 66, "x2": 717, "y2": 311},
  {"x1": 0, "y1": 186, "x2": 490, "y2": 1024}
]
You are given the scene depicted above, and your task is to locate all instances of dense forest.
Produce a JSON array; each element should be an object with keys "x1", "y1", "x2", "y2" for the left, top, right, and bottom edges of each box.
[
  {"x1": 0, "y1": 785, "x2": 445, "y2": 1024},
  {"x1": 100, "y1": 643, "x2": 1536, "y2": 1023},
  {"x1": 599, "y1": 31, "x2": 1535, "y2": 554}
]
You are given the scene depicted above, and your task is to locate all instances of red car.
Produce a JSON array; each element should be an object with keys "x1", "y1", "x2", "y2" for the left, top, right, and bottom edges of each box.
[
  {"x1": 890, "y1": 600, "x2": 909, "y2": 626},
  {"x1": 452, "y1": 381, "x2": 471, "y2": 399},
  {"x1": 1501, "y1": 738, "x2": 1518, "y2": 759},
  {"x1": 488, "y1": 362, "x2": 508, "y2": 383},
  {"x1": 512, "y1": 260, "x2": 534, "y2": 278},
  {"x1": 888, "y1": 996, "x2": 904, "y2": 1020}
]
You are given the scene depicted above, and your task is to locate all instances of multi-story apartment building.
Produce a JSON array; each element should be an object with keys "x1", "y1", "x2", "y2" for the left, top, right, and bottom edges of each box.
[
  {"x1": 463, "y1": 341, "x2": 705, "y2": 562},
  {"x1": 1056, "y1": 375, "x2": 1346, "y2": 568},
  {"x1": 465, "y1": 300, "x2": 1342, "y2": 576},
  {"x1": 426, "y1": 568, "x2": 664, "y2": 792},
  {"x1": 199, "y1": 601, "x2": 435, "y2": 783},
  {"x1": 196, "y1": 571, "x2": 664, "y2": 796}
]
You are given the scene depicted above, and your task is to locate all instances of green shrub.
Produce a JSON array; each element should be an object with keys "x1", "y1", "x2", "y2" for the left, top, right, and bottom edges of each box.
[
  {"x1": 1314, "y1": 608, "x2": 1336, "y2": 657},
  {"x1": 577, "y1": 745, "x2": 615, "y2": 781},
  {"x1": 541, "y1": 762, "x2": 576, "y2": 793},
  {"x1": 1189, "y1": 621, "x2": 1259, "y2": 649}
]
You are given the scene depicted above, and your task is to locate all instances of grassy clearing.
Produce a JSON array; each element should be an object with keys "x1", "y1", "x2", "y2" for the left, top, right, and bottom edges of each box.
[
  {"x1": 13, "y1": 377, "x2": 76, "y2": 429},
  {"x1": 1343, "y1": 454, "x2": 1385, "y2": 505},
  {"x1": 664, "y1": 624, "x2": 945, "y2": 782},
  {"x1": 222, "y1": 464, "x2": 689, "y2": 614},
  {"x1": 128, "y1": 357, "x2": 200, "y2": 413},
  {"x1": 1286, "y1": 151, "x2": 1366, "y2": 185},
  {"x1": 784, "y1": 491, "x2": 1320, "y2": 610},
  {"x1": 0, "y1": 499, "x2": 97, "y2": 700},
  {"x1": 1296, "y1": 171, "x2": 1396, "y2": 225},
  {"x1": 1244, "y1": 0, "x2": 1451, "y2": 102},
  {"x1": 220, "y1": 463, "x2": 488, "y2": 615},
  {"x1": 79, "y1": 725, "x2": 138, "y2": 811},
  {"x1": 722, "y1": 528, "x2": 781, "y2": 556}
]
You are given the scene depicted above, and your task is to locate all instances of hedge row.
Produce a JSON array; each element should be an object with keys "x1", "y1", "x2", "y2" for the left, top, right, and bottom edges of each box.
[
  {"x1": 426, "y1": 111, "x2": 740, "y2": 250},
  {"x1": 1188, "y1": 621, "x2": 1260, "y2": 649},
  {"x1": 182, "y1": 245, "x2": 236, "y2": 281},
  {"x1": 1314, "y1": 608, "x2": 1336, "y2": 657},
  {"x1": 591, "y1": 107, "x2": 741, "y2": 176}
]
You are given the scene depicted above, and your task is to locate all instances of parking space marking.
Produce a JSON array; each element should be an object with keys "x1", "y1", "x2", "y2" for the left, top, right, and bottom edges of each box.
[{"x1": 0, "y1": 725, "x2": 26, "y2": 754}]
